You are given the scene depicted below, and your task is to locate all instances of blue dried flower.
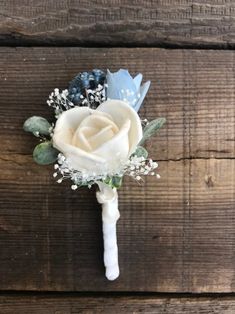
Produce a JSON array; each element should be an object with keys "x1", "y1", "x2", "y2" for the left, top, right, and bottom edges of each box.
[
  {"x1": 68, "y1": 69, "x2": 106, "y2": 106},
  {"x1": 106, "y1": 69, "x2": 151, "y2": 112}
]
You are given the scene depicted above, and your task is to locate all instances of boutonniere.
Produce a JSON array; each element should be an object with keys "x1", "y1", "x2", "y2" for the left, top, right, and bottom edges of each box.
[{"x1": 23, "y1": 69, "x2": 165, "y2": 280}]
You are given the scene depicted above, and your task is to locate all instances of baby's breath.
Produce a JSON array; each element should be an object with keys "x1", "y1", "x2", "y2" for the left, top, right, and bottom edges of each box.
[
  {"x1": 47, "y1": 88, "x2": 75, "y2": 118},
  {"x1": 81, "y1": 84, "x2": 106, "y2": 108},
  {"x1": 47, "y1": 84, "x2": 106, "y2": 118},
  {"x1": 141, "y1": 118, "x2": 149, "y2": 127},
  {"x1": 54, "y1": 153, "x2": 160, "y2": 190}
]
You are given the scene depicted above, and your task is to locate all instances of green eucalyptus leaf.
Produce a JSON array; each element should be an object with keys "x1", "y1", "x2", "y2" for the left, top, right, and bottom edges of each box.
[
  {"x1": 139, "y1": 118, "x2": 166, "y2": 146},
  {"x1": 104, "y1": 177, "x2": 112, "y2": 186},
  {"x1": 33, "y1": 142, "x2": 58, "y2": 165},
  {"x1": 104, "y1": 176, "x2": 123, "y2": 189},
  {"x1": 133, "y1": 146, "x2": 148, "y2": 159},
  {"x1": 111, "y1": 176, "x2": 123, "y2": 189},
  {"x1": 23, "y1": 116, "x2": 51, "y2": 136}
]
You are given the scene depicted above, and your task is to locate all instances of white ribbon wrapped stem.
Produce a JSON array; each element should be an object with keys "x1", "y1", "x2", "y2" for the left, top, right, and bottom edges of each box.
[{"x1": 96, "y1": 182, "x2": 120, "y2": 281}]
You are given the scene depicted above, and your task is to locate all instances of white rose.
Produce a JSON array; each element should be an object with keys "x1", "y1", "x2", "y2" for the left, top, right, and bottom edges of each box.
[{"x1": 52, "y1": 99, "x2": 143, "y2": 175}]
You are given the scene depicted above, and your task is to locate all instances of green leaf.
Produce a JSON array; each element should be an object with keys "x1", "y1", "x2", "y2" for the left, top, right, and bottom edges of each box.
[
  {"x1": 139, "y1": 118, "x2": 166, "y2": 146},
  {"x1": 104, "y1": 176, "x2": 123, "y2": 189},
  {"x1": 111, "y1": 176, "x2": 123, "y2": 189},
  {"x1": 33, "y1": 142, "x2": 58, "y2": 165},
  {"x1": 133, "y1": 146, "x2": 148, "y2": 159},
  {"x1": 23, "y1": 116, "x2": 51, "y2": 136}
]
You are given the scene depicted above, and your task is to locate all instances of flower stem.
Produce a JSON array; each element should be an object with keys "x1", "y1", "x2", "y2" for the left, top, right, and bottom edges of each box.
[{"x1": 96, "y1": 182, "x2": 120, "y2": 280}]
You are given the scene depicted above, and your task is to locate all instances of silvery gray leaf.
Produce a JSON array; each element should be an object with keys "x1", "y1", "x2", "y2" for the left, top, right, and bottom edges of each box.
[
  {"x1": 33, "y1": 142, "x2": 58, "y2": 165},
  {"x1": 139, "y1": 118, "x2": 166, "y2": 146},
  {"x1": 23, "y1": 116, "x2": 51, "y2": 136},
  {"x1": 133, "y1": 146, "x2": 148, "y2": 159}
]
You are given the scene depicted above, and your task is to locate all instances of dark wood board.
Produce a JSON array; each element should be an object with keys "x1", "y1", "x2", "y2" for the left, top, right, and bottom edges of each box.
[
  {"x1": 1, "y1": 48, "x2": 235, "y2": 292},
  {"x1": 1, "y1": 295, "x2": 235, "y2": 314},
  {"x1": 0, "y1": 1, "x2": 235, "y2": 47}
]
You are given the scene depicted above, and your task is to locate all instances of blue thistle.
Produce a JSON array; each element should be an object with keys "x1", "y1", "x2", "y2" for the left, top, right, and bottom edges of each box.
[{"x1": 68, "y1": 69, "x2": 106, "y2": 107}]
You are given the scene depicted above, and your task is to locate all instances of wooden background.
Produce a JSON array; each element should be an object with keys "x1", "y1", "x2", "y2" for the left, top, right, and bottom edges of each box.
[{"x1": 1, "y1": 1, "x2": 235, "y2": 313}]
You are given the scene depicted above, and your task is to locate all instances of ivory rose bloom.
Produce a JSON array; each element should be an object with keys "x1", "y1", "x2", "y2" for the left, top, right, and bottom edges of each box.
[{"x1": 53, "y1": 100, "x2": 143, "y2": 174}]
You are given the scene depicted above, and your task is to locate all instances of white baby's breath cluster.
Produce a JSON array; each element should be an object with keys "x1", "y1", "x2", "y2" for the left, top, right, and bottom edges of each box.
[
  {"x1": 47, "y1": 88, "x2": 74, "y2": 118},
  {"x1": 53, "y1": 153, "x2": 110, "y2": 189},
  {"x1": 53, "y1": 153, "x2": 160, "y2": 190},
  {"x1": 123, "y1": 155, "x2": 160, "y2": 181},
  {"x1": 47, "y1": 85, "x2": 106, "y2": 118},
  {"x1": 80, "y1": 84, "x2": 106, "y2": 108}
]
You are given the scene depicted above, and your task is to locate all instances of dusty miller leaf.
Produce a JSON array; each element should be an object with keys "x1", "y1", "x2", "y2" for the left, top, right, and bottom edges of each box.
[
  {"x1": 132, "y1": 146, "x2": 148, "y2": 159},
  {"x1": 139, "y1": 118, "x2": 166, "y2": 146}
]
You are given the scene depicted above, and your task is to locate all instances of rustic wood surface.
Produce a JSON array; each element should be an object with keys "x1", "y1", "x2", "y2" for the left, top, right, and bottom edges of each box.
[
  {"x1": 1, "y1": 0, "x2": 235, "y2": 308},
  {"x1": 1, "y1": 47, "x2": 235, "y2": 293},
  {"x1": 1, "y1": 295, "x2": 235, "y2": 314},
  {"x1": 0, "y1": 1, "x2": 235, "y2": 47}
]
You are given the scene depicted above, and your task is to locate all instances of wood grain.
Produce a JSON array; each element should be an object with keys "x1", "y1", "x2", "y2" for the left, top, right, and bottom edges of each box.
[
  {"x1": 1, "y1": 47, "x2": 235, "y2": 292},
  {"x1": 1, "y1": 295, "x2": 235, "y2": 314},
  {"x1": 0, "y1": 1, "x2": 235, "y2": 47}
]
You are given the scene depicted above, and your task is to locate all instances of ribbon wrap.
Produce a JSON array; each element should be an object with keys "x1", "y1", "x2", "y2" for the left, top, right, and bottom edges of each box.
[{"x1": 96, "y1": 182, "x2": 120, "y2": 280}]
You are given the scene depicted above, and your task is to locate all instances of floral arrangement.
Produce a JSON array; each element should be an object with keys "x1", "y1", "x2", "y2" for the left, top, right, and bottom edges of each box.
[{"x1": 23, "y1": 69, "x2": 165, "y2": 281}]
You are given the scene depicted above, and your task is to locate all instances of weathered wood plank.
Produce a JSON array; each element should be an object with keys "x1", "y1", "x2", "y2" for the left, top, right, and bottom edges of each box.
[
  {"x1": 1, "y1": 295, "x2": 235, "y2": 314},
  {"x1": 1, "y1": 48, "x2": 235, "y2": 292},
  {"x1": 1, "y1": 1, "x2": 235, "y2": 47},
  {"x1": 1, "y1": 157, "x2": 235, "y2": 292},
  {"x1": 0, "y1": 47, "x2": 235, "y2": 160}
]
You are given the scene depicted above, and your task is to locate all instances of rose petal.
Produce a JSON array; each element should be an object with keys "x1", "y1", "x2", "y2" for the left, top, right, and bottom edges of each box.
[
  {"x1": 53, "y1": 106, "x2": 92, "y2": 145},
  {"x1": 72, "y1": 126, "x2": 93, "y2": 151},
  {"x1": 79, "y1": 113, "x2": 119, "y2": 133},
  {"x1": 54, "y1": 138, "x2": 106, "y2": 172},
  {"x1": 88, "y1": 125, "x2": 116, "y2": 150},
  {"x1": 93, "y1": 119, "x2": 131, "y2": 171},
  {"x1": 72, "y1": 114, "x2": 119, "y2": 152},
  {"x1": 53, "y1": 106, "x2": 107, "y2": 172},
  {"x1": 97, "y1": 100, "x2": 143, "y2": 155}
]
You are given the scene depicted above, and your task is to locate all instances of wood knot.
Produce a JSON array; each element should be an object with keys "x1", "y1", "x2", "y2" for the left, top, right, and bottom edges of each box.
[{"x1": 204, "y1": 174, "x2": 214, "y2": 188}]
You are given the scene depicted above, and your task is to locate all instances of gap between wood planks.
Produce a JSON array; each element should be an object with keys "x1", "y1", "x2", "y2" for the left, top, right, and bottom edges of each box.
[
  {"x1": 0, "y1": 34, "x2": 234, "y2": 50},
  {"x1": 3, "y1": 290, "x2": 235, "y2": 297},
  {"x1": 2, "y1": 155, "x2": 235, "y2": 167}
]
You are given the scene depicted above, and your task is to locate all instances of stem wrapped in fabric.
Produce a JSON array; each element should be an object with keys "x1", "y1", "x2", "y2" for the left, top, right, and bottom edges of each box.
[{"x1": 96, "y1": 182, "x2": 120, "y2": 281}]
